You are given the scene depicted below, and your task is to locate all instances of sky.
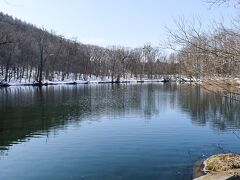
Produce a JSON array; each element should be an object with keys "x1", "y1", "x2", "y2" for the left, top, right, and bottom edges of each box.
[{"x1": 0, "y1": 0, "x2": 238, "y2": 48}]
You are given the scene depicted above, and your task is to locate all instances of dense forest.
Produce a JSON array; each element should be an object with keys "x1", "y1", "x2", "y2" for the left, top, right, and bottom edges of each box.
[
  {"x1": 0, "y1": 12, "x2": 176, "y2": 85},
  {"x1": 0, "y1": 0, "x2": 239, "y2": 85}
]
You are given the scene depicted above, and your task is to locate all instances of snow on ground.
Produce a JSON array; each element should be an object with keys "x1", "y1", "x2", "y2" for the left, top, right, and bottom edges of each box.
[
  {"x1": 0, "y1": 72, "x2": 202, "y2": 87},
  {"x1": 235, "y1": 78, "x2": 240, "y2": 85}
]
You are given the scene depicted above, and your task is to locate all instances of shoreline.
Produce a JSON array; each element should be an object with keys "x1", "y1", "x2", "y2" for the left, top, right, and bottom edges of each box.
[
  {"x1": 1, "y1": 77, "x2": 240, "y2": 89},
  {"x1": 0, "y1": 79, "x2": 173, "y2": 87},
  {"x1": 201, "y1": 78, "x2": 240, "y2": 101}
]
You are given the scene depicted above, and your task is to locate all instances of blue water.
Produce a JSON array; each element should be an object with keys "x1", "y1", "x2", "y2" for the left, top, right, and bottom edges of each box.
[{"x1": 0, "y1": 84, "x2": 240, "y2": 180}]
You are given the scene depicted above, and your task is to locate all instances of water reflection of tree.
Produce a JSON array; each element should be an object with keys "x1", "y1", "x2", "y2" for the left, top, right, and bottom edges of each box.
[
  {"x1": 0, "y1": 85, "x2": 139, "y2": 149},
  {"x1": 0, "y1": 86, "x2": 92, "y2": 149},
  {"x1": 177, "y1": 85, "x2": 240, "y2": 131},
  {"x1": 0, "y1": 84, "x2": 174, "y2": 149},
  {"x1": 1, "y1": 84, "x2": 240, "y2": 153}
]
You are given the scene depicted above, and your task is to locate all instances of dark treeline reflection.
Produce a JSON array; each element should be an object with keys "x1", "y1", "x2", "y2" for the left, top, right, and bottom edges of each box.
[
  {"x1": 0, "y1": 84, "x2": 240, "y2": 150},
  {"x1": 177, "y1": 85, "x2": 240, "y2": 130}
]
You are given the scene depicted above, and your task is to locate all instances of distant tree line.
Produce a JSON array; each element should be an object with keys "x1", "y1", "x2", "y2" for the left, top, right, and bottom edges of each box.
[
  {"x1": 1, "y1": 0, "x2": 240, "y2": 86},
  {"x1": 0, "y1": 13, "x2": 177, "y2": 85}
]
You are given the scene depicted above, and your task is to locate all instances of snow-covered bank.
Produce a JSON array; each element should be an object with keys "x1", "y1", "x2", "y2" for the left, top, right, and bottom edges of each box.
[
  {"x1": 0, "y1": 73, "x2": 164, "y2": 87},
  {"x1": 0, "y1": 73, "x2": 203, "y2": 87},
  {"x1": 0, "y1": 79, "x2": 170, "y2": 87}
]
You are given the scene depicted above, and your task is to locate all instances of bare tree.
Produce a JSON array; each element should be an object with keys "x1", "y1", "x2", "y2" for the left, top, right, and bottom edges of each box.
[
  {"x1": 206, "y1": 0, "x2": 240, "y2": 7},
  {"x1": 0, "y1": 12, "x2": 177, "y2": 85}
]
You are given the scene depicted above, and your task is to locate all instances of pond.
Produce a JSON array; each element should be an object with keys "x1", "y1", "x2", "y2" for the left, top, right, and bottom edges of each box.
[{"x1": 0, "y1": 83, "x2": 240, "y2": 180}]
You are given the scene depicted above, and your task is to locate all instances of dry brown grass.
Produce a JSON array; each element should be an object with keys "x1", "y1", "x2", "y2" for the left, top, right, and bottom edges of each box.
[
  {"x1": 204, "y1": 154, "x2": 240, "y2": 172},
  {"x1": 201, "y1": 78, "x2": 240, "y2": 97}
]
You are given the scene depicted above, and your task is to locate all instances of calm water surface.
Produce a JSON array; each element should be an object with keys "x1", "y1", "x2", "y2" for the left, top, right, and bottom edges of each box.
[{"x1": 0, "y1": 83, "x2": 240, "y2": 180}]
